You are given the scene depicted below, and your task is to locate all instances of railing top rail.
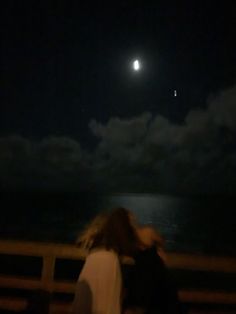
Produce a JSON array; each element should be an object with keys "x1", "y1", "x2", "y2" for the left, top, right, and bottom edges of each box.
[
  {"x1": 0, "y1": 240, "x2": 236, "y2": 272},
  {"x1": 0, "y1": 240, "x2": 86, "y2": 259}
]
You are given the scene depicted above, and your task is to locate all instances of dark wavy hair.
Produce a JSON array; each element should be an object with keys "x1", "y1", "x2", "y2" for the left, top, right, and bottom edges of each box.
[{"x1": 91, "y1": 208, "x2": 139, "y2": 256}]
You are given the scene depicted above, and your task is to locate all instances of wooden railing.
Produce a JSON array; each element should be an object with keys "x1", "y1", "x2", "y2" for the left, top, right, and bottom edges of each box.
[{"x1": 0, "y1": 240, "x2": 236, "y2": 313}]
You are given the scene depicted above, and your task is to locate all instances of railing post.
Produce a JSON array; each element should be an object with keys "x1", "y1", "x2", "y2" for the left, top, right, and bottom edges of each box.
[{"x1": 41, "y1": 255, "x2": 55, "y2": 292}]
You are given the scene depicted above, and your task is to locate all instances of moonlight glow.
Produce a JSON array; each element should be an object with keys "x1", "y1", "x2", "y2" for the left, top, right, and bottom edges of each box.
[{"x1": 133, "y1": 59, "x2": 140, "y2": 71}]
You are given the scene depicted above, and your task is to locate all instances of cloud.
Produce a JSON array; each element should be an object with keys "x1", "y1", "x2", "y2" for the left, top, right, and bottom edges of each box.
[
  {"x1": 208, "y1": 86, "x2": 236, "y2": 130},
  {"x1": 1, "y1": 85, "x2": 236, "y2": 195},
  {"x1": 90, "y1": 112, "x2": 151, "y2": 145},
  {"x1": 0, "y1": 136, "x2": 88, "y2": 190},
  {"x1": 0, "y1": 136, "x2": 31, "y2": 161},
  {"x1": 38, "y1": 137, "x2": 83, "y2": 171},
  {"x1": 89, "y1": 85, "x2": 236, "y2": 194}
]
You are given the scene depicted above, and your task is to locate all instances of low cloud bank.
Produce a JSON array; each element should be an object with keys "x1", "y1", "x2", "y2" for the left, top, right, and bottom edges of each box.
[{"x1": 1, "y1": 85, "x2": 236, "y2": 195}]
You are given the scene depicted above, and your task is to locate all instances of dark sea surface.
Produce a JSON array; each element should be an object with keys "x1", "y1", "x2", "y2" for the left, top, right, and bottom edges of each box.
[{"x1": 0, "y1": 191, "x2": 235, "y2": 256}]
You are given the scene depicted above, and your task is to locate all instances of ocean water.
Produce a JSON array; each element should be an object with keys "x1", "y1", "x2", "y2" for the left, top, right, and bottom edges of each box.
[
  {"x1": 0, "y1": 191, "x2": 235, "y2": 256},
  {"x1": 106, "y1": 194, "x2": 236, "y2": 255}
]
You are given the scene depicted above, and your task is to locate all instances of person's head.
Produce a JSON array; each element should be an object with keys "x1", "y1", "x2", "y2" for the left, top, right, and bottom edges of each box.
[
  {"x1": 136, "y1": 225, "x2": 165, "y2": 249},
  {"x1": 76, "y1": 213, "x2": 108, "y2": 249},
  {"x1": 92, "y1": 208, "x2": 139, "y2": 256}
]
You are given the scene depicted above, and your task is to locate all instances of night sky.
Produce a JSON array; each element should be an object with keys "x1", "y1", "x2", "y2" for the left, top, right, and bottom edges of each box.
[{"x1": 1, "y1": 1, "x2": 236, "y2": 195}]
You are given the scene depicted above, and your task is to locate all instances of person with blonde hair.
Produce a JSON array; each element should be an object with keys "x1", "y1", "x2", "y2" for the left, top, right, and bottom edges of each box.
[
  {"x1": 72, "y1": 208, "x2": 139, "y2": 314},
  {"x1": 76, "y1": 212, "x2": 108, "y2": 250}
]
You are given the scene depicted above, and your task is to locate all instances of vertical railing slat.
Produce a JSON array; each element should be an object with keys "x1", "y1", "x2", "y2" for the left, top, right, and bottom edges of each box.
[{"x1": 41, "y1": 255, "x2": 56, "y2": 292}]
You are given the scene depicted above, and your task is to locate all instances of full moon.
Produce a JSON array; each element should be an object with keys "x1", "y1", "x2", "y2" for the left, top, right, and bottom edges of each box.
[{"x1": 133, "y1": 59, "x2": 140, "y2": 71}]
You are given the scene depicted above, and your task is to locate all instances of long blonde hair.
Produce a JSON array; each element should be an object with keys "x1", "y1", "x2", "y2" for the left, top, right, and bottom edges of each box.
[{"x1": 76, "y1": 213, "x2": 108, "y2": 249}]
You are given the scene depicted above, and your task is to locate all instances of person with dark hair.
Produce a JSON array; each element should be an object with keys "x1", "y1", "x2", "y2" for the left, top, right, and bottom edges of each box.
[
  {"x1": 72, "y1": 208, "x2": 139, "y2": 314},
  {"x1": 124, "y1": 226, "x2": 183, "y2": 314}
]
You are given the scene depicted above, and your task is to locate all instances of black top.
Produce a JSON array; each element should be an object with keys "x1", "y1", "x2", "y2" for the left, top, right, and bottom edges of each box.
[{"x1": 124, "y1": 246, "x2": 182, "y2": 314}]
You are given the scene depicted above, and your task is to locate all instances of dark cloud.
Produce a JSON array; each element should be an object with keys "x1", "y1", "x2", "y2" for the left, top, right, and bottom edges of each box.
[
  {"x1": 38, "y1": 137, "x2": 83, "y2": 171},
  {"x1": 0, "y1": 136, "x2": 89, "y2": 190},
  {"x1": 1, "y1": 85, "x2": 236, "y2": 195},
  {"x1": 89, "y1": 85, "x2": 236, "y2": 194},
  {"x1": 0, "y1": 136, "x2": 32, "y2": 187}
]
